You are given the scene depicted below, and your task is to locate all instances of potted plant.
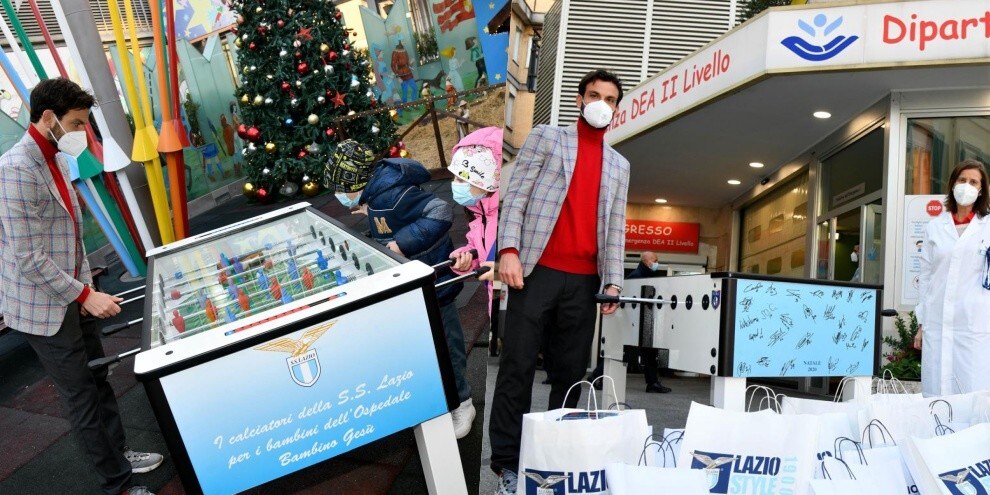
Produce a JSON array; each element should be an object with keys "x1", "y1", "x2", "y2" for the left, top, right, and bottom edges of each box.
[{"x1": 880, "y1": 311, "x2": 922, "y2": 392}]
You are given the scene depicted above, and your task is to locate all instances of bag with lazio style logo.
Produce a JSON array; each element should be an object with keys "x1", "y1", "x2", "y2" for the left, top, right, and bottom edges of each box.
[
  {"x1": 903, "y1": 423, "x2": 990, "y2": 495},
  {"x1": 516, "y1": 379, "x2": 651, "y2": 495},
  {"x1": 676, "y1": 402, "x2": 821, "y2": 495}
]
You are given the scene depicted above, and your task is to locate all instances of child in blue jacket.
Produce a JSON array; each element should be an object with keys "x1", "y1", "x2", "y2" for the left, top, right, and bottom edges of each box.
[{"x1": 324, "y1": 140, "x2": 476, "y2": 438}]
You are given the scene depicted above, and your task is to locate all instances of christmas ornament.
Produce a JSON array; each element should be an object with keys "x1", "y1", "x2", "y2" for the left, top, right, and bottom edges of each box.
[
  {"x1": 279, "y1": 49, "x2": 289, "y2": 58},
  {"x1": 297, "y1": 150, "x2": 308, "y2": 159},
  {"x1": 262, "y1": 167, "x2": 271, "y2": 176},
  {"x1": 399, "y1": 149, "x2": 410, "y2": 158},
  {"x1": 366, "y1": 90, "x2": 373, "y2": 98},
  {"x1": 389, "y1": 146, "x2": 398, "y2": 156},
  {"x1": 293, "y1": 40, "x2": 302, "y2": 48},
  {"x1": 328, "y1": 51, "x2": 338, "y2": 62},
  {"x1": 302, "y1": 175, "x2": 311, "y2": 183},
  {"x1": 302, "y1": 181, "x2": 319, "y2": 197},
  {"x1": 279, "y1": 181, "x2": 299, "y2": 197},
  {"x1": 324, "y1": 65, "x2": 334, "y2": 74},
  {"x1": 265, "y1": 142, "x2": 277, "y2": 154},
  {"x1": 317, "y1": 96, "x2": 326, "y2": 104},
  {"x1": 253, "y1": 95, "x2": 264, "y2": 106},
  {"x1": 255, "y1": 187, "x2": 271, "y2": 203},
  {"x1": 296, "y1": 26, "x2": 313, "y2": 41},
  {"x1": 291, "y1": 98, "x2": 299, "y2": 107},
  {"x1": 246, "y1": 127, "x2": 261, "y2": 141},
  {"x1": 297, "y1": 62, "x2": 310, "y2": 75},
  {"x1": 255, "y1": 6, "x2": 262, "y2": 13},
  {"x1": 344, "y1": 43, "x2": 350, "y2": 50},
  {"x1": 307, "y1": 142, "x2": 320, "y2": 153},
  {"x1": 242, "y1": 33, "x2": 249, "y2": 40},
  {"x1": 264, "y1": 97, "x2": 273, "y2": 105},
  {"x1": 335, "y1": 10, "x2": 342, "y2": 20},
  {"x1": 234, "y1": 39, "x2": 243, "y2": 48},
  {"x1": 295, "y1": 50, "x2": 303, "y2": 58},
  {"x1": 266, "y1": 74, "x2": 274, "y2": 80},
  {"x1": 347, "y1": 110, "x2": 356, "y2": 116},
  {"x1": 389, "y1": 109, "x2": 399, "y2": 121},
  {"x1": 257, "y1": 25, "x2": 268, "y2": 35},
  {"x1": 296, "y1": 80, "x2": 303, "y2": 87},
  {"x1": 280, "y1": 82, "x2": 291, "y2": 92},
  {"x1": 350, "y1": 75, "x2": 359, "y2": 88},
  {"x1": 371, "y1": 125, "x2": 379, "y2": 134},
  {"x1": 242, "y1": 66, "x2": 250, "y2": 75},
  {"x1": 248, "y1": 42, "x2": 257, "y2": 50},
  {"x1": 250, "y1": 65, "x2": 257, "y2": 71},
  {"x1": 307, "y1": 114, "x2": 319, "y2": 125},
  {"x1": 277, "y1": 19, "x2": 285, "y2": 28},
  {"x1": 325, "y1": 128, "x2": 335, "y2": 138},
  {"x1": 237, "y1": 124, "x2": 248, "y2": 139},
  {"x1": 284, "y1": 118, "x2": 294, "y2": 126},
  {"x1": 236, "y1": 14, "x2": 245, "y2": 25},
  {"x1": 243, "y1": 182, "x2": 256, "y2": 198},
  {"x1": 332, "y1": 92, "x2": 346, "y2": 107},
  {"x1": 342, "y1": 49, "x2": 350, "y2": 58},
  {"x1": 248, "y1": 142, "x2": 258, "y2": 152},
  {"x1": 288, "y1": 8, "x2": 295, "y2": 16},
  {"x1": 320, "y1": 43, "x2": 330, "y2": 54}
]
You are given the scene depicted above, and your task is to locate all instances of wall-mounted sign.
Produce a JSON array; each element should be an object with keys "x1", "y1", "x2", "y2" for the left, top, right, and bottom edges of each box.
[
  {"x1": 625, "y1": 219, "x2": 700, "y2": 253},
  {"x1": 900, "y1": 195, "x2": 944, "y2": 306}
]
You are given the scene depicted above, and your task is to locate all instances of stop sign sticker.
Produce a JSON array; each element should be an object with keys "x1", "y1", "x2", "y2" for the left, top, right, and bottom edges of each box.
[{"x1": 926, "y1": 200, "x2": 943, "y2": 217}]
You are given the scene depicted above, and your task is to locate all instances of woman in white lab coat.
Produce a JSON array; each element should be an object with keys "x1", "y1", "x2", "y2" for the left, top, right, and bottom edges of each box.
[{"x1": 914, "y1": 159, "x2": 990, "y2": 396}]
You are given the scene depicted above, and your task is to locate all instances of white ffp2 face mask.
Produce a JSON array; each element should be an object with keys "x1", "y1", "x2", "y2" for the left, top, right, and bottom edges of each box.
[
  {"x1": 953, "y1": 182, "x2": 980, "y2": 207},
  {"x1": 581, "y1": 98, "x2": 614, "y2": 129},
  {"x1": 50, "y1": 119, "x2": 87, "y2": 158}
]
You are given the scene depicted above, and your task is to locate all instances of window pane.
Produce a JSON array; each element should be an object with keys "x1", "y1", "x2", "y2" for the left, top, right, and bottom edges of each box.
[
  {"x1": 905, "y1": 116, "x2": 990, "y2": 195},
  {"x1": 740, "y1": 173, "x2": 809, "y2": 277}
]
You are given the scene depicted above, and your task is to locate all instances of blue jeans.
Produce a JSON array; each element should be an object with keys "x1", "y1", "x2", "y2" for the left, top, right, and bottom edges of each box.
[{"x1": 440, "y1": 302, "x2": 471, "y2": 402}]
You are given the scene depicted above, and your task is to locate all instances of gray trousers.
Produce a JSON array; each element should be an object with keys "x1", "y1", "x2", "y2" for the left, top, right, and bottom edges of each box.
[{"x1": 20, "y1": 302, "x2": 132, "y2": 495}]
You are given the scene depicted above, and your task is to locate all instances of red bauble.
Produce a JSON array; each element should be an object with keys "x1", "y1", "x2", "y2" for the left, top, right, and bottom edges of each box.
[
  {"x1": 344, "y1": 43, "x2": 350, "y2": 50},
  {"x1": 328, "y1": 51, "x2": 338, "y2": 62},
  {"x1": 325, "y1": 128, "x2": 335, "y2": 138},
  {"x1": 236, "y1": 123, "x2": 248, "y2": 138},
  {"x1": 256, "y1": 26, "x2": 267, "y2": 35},
  {"x1": 248, "y1": 42, "x2": 257, "y2": 50},
  {"x1": 255, "y1": 187, "x2": 269, "y2": 202},
  {"x1": 297, "y1": 62, "x2": 309, "y2": 75},
  {"x1": 335, "y1": 10, "x2": 342, "y2": 20},
  {"x1": 370, "y1": 100, "x2": 377, "y2": 108},
  {"x1": 294, "y1": 51, "x2": 302, "y2": 58},
  {"x1": 246, "y1": 126, "x2": 262, "y2": 142},
  {"x1": 389, "y1": 146, "x2": 398, "y2": 157},
  {"x1": 280, "y1": 82, "x2": 291, "y2": 92},
  {"x1": 277, "y1": 19, "x2": 285, "y2": 28},
  {"x1": 297, "y1": 150, "x2": 308, "y2": 159}
]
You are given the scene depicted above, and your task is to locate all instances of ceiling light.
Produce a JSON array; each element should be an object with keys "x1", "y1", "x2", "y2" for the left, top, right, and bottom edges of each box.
[
  {"x1": 654, "y1": 198, "x2": 667, "y2": 204},
  {"x1": 727, "y1": 179, "x2": 741, "y2": 185},
  {"x1": 813, "y1": 111, "x2": 831, "y2": 119},
  {"x1": 749, "y1": 162, "x2": 764, "y2": 168}
]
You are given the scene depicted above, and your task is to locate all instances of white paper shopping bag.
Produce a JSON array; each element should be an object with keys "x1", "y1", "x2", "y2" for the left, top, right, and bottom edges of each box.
[
  {"x1": 677, "y1": 402, "x2": 820, "y2": 495},
  {"x1": 604, "y1": 462, "x2": 709, "y2": 495},
  {"x1": 905, "y1": 423, "x2": 990, "y2": 495}
]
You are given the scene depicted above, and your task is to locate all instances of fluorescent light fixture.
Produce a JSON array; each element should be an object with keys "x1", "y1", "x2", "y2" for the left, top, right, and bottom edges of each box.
[
  {"x1": 727, "y1": 179, "x2": 741, "y2": 185},
  {"x1": 813, "y1": 111, "x2": 832, "y2": 119},
  {"x1": 749, "y1": 162, "x2": 764, "y2": 168},
  {"x1": 654, "y1": 198, "x2": 668, "y2": 204}
]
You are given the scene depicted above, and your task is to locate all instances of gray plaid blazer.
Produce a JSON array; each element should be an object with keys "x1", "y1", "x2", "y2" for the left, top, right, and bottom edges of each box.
[
  {"x1": 499, "y1": 124, "x2": 630, "y2": 289},
  {"x1": 0, "y1": 132, "x2": 91, "y2": 336}
]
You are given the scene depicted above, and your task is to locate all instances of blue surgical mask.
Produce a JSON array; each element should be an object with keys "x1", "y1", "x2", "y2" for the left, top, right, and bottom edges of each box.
[
  {"x1": 335, "y1": 192, "x2": 360, "y2": 208},
  {"x1": 650, "y1": 262, "x2": 660, "y2": 271},
  {"x1": 451, "y1": 181, "x2": 484, "y2": 206}
]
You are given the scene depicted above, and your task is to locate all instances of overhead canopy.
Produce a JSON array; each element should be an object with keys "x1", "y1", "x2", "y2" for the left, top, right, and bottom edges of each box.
[{"x1": 608, "y1": 0, "x2": 990, "y2": 207}]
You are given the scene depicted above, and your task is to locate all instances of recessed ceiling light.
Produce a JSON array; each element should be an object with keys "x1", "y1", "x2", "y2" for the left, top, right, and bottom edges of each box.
[
  {"x1": 813, "y1": 111, "x2": 831, "y2": 119},
  {"x1": 654, "y1": 198, "x2": 668, "y2": 204},
  {"x1": 749, "y1": 162, "x2": 764, "y2": 168},
  {"x1": 727, "y1": 179, "x2": 741, "y2": 185}
]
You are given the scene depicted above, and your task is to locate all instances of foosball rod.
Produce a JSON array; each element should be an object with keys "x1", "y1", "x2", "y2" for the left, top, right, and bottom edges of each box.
[
  {"x1": 112, "y1": 285, "x2": 146, "y2": 299},
  {"x1": 431, "y1": 249, "x2": 478, "y2": 270},
  {"x1": 164, "y1": 231, "x2": 316, "y2": 281},
  {"x1": 594, "y1": 294, "x2": 666, "y2": 305},
  {"x1": 435, "y1": 266, "x2": 490, "y2": 288},
  {"x1": 102, "y1": 317, "x2": 143, "y2": 336},
  {"x1": 87, "y1": 347, "x2": 141, "y2": 371}
]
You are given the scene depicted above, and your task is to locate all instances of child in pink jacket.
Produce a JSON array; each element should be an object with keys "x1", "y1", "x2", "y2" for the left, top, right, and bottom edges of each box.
[{"x1": 448, "y1": 126, "x2": 500, "y2": 315}]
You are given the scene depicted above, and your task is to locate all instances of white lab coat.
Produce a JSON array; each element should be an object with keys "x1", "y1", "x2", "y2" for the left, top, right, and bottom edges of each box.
[{"x1": 916, "y1": 211, "x2": 990, "y2": 396}]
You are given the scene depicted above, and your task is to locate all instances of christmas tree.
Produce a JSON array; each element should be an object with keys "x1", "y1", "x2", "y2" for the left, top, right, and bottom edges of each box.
[{"x1": 231, "y1": 0, "x2": 399, "y2": 200}]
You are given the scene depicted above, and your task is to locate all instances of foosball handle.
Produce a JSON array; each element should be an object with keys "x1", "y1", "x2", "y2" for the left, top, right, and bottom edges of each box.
[
  {"x1": 88, "y1": 355, "x2": 122, "y2": 371},
  {"x1": 595, "y1": 294, "x2": 621, "y2": 304},
  {"x1": 880, "y1": 309, "x2": 897, "y2": 317},
  {"x1": 102, "y1": 323, "x2": 129, "y2": 336}
]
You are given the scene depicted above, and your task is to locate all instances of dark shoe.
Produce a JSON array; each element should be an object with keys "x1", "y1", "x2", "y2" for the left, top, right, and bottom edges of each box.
[{"x1": 646, "y1": 384, "x2": 672, "y2": 393}]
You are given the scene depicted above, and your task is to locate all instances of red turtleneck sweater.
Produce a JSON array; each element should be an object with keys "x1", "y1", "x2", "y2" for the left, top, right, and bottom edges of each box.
[
  {"x1": 28, "y1": 125, "x2": 90, "y2": 303},
  {"x1": 536, "y1": 118, "x2": 605, "y2": 275}
]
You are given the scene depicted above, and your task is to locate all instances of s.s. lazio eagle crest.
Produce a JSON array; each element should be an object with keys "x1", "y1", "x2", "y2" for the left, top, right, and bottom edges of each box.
[{"x1": 254, "y1": 321, "x2": 336, "y2": 387}]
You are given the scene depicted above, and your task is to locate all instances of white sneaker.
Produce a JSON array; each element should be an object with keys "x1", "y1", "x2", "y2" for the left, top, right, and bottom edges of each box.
[
  {"x1": 451, "y1": 398, "x2": 476, "y2": 439},
  {"x1": 494, "y1": 469, "x2": 518, "y2": 495}
]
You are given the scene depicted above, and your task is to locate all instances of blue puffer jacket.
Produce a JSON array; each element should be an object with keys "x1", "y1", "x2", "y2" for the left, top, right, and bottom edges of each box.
[{"x1": 360, "y1": 158, "x2": 462, "y2": 306}]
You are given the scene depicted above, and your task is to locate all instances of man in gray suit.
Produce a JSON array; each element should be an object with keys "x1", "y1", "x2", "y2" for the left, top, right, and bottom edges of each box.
[
  {"x1": 491, "y1": 69, "x2": 629, "y2": 493},
  {"x1": 0, "y1": 78, "x2": 161, "y2": 495}
]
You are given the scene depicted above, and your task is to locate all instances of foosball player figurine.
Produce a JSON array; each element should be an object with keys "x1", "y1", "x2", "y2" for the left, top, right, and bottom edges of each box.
[
  {"x1": 172, "y1": 310, "x2": 186, "y2": 332},
  {"x1": 301, "y1": 267, "x2": 315, "y2": 290},
  {"x1": 281, "y1": 291, "x2": 293, "y2": 304},
  {"x1": 319, "y1": 232, "x2": 327, "y2": 246},
  {"x1": 219, "y1": 270, "x2": 229, "y2": 285},
  {"x1": 238, "y1": 288, "x2": 251, "y2": 311},
  {"x1": 204, "y1": 298, "x2": 218, "y2": 322},
  {"x1": 227, "y1": 281, "x2": 238, "y2": 300},
  {"x1": 225, "y1": 307, "x2": 237, "y2": 323},
  {"x1": 270, "y1": 278, "x2": 283, "y2": 301},
  {"x1": 288, "y1": 259, "x2": 300, "y2": 280},
  {"x1": 197, "y1": 288, "x2": 208, "y2": 309},
  {"x1": 170, "y1": 288, "x2": 181, "y2": 300},
  {"x1": 257, "y1": 270, "x2": 270, "y2": 290},
  {"x1": 264, "y1": 258, "x2": 274, "y2": 270}
]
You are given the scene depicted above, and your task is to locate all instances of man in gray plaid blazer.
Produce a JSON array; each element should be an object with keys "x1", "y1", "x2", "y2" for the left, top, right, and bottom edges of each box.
[
  {"x1": 0, "y1": 78, "x2": 160, "y2": 495},
  {"x1": 490, "y1": 69, "x2": 630, "y2": 493}
]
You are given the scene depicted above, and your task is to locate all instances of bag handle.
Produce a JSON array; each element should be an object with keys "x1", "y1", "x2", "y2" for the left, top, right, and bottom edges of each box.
[
  {"x1": 861, "y1": 419, "x2": 896, "y2": 448},
  {"x1": 588, "y1": 375, "x2": 621, "y2": 411},
  {"x1": 561, "y1": 380, "x2": 598, "y2": 412},
  {"x1": 776, "y1": 393, "x2": 798, "y2": 414},
  {"x1": 745, "y1": 384, "x2": 780, "y2": 412},
  {"x1": 834, "y1": 376, "x2": 868, "y2": 403},
  {"x1": 821, "y1": 456, "x2": 856, "y2": 480},
  {"x1": 930, "y1": 399, "x2": 957, "y2": 436},
  {"x1": 833, "y1": 436, "x2": 867, "y2": 465},
  {"x1": 639, "y1": 439, "x2": 677, "y2": 468},
  {"x1": 608, "y1": 401, "x2": 632, "y2": 411}
]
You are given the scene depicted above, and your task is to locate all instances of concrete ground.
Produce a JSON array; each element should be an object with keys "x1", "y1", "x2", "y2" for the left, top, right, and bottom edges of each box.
[{"x1": 0, "y1": 173, "x2": 490, "y2": 495}]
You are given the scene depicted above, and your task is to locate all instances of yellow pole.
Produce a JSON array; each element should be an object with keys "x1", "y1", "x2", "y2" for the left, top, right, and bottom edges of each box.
[{"x1": 106, "y1": 0, "x2": 174, "y2": 243}]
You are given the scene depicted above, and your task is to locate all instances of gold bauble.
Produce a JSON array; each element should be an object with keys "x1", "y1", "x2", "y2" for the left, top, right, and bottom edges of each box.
[
  {"x1": 253, "y1": 95, "x2": 264, "y2": 106},
  {"x1": 320, "y1": 43, "x2": 330, "y2": 54},
  {"x1": 307, "y1": 114, "x2": 319, "y2": 125},
  {"x1": 240, "y1": 94, "x2": 250, "y2": 103},
  {"x1": 302, "y1": 181, "x2": 320, "y2": 197},
  {"x1": 234, "y1": 38, "x2": 243, "y2": 48},
  {"x1": 265, "y1": 142, "x2": 277, "y2": 154},
  {"x1": 242, "y1": 66, "x2": 250, "y2": 74},
  {"x1": 398, "y1": 149, "x2": 410, "y2": 158},
  {"x1": 389, "y1": 109, "x2": 398, "y2": 121},
  {"x1": 242, "y1": 182, "x2": 257, "y2": 198}
]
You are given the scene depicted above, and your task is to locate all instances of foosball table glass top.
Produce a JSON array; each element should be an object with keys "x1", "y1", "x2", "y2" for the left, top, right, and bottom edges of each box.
[{"x1": 148, "y1": 210, "x2": 398, "y2": 348}]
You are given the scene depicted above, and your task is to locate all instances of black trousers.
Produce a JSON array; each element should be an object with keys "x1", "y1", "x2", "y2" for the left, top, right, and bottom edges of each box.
[
  {"x1": 489, "y1": 265, "x2": 600, "y2": 475},
  {"x1": 20, "y1": 303, "x2": 132, "y2": 495}
]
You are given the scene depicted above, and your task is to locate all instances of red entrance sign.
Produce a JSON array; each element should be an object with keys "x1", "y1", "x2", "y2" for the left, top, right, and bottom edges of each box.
[
  {"x1": 926, "y1": 199, "x2": 943, "y2": 217},
  {"x1": 624, "y1": 220, "x2": 700, "y2": 253}
]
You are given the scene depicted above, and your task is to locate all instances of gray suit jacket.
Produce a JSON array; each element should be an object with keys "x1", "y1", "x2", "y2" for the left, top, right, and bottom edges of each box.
[
  {"x1": 0, "y1": 132, "x2": 91, "y2": 336},
  {"x1": 499, "y1": 124, "x2": 630, "y2": 289}
]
